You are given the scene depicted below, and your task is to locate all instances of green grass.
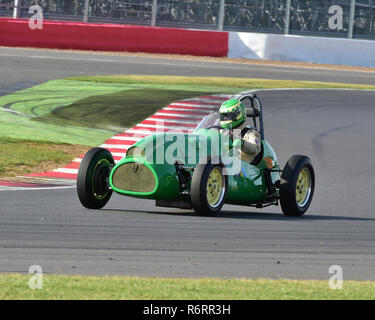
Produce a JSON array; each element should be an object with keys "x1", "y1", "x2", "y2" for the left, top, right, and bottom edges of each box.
[
  {"x1": 0, "y1": 138, "x2": 88, "y2": 177},
  {"x1": 69, "y1": 75, "x2": 375, "y2": 90},
  {"x1": 1, "y1": 76, "x2": 375, "y2": 297},
  {"x1": 34, "y1": 88, "x2": 213, "y2": 131},
  {"x1": 1, "y1": 274, "x2": 374, "y2": 300},
  {"x1": 1, "y1": 75, "x2": 375, "y2": 146},
  {"x1": 0, "y1": 80, "x2": 128, "y2": 146},
  {"x1": 0, "y1": 78, "x2": 233, "y2": 146},
  {"x1": 1, "y1": 75, "x2": 375, "y2": 177}
]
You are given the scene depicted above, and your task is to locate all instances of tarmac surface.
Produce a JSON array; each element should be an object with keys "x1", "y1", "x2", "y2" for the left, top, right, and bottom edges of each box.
[
  {"x1": 0, "y1": 47, "x2": 375, "y2": 280},
  {"x1": 2, "y1": 46, "x2": 375, "y2": 97}
]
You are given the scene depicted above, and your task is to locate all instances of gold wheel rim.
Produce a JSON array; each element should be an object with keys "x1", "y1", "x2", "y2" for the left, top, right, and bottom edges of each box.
[
  {"x1": 206, "y1": 167, "x2": 224, "y2": 208},
  {"x1": 296, "y1": 168, "x2": 311, "y2": 207}
]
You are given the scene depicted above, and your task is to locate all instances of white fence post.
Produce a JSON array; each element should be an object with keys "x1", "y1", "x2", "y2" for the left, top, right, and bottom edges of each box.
[
  {"x1": 13, "y1": 0, "x2": 21, "y2": 19},
  {"x1": 348, "y1": 0, "x2": 356, "y2": 38},
  {"x1": 83, "y1": 0, "x2": 90, "y2": 22},
  {"x1": 285, "y1": 0, "x2": 291, "y2": 34},
  {"x1": 218, "y1": 0, "x2": 225, "y2": 31},
  {"x1": 151, "y1": 0, "x2": 157, "y2": 27}
]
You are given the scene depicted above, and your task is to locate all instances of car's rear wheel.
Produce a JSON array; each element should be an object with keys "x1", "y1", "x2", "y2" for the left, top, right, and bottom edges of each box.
[
  {"x1": 77, "y1": 148, "x2": 114, "y2": 209},
  {"x1": 280, "y1": 155, "x2": 315, "y2": 217},
  {"x1": 191, "y1": 160, "x2": 228, "y2": 216}
]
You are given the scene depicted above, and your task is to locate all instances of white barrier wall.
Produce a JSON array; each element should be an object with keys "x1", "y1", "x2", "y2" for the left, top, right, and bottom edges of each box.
[{"x1": 228, "y1": 32, "x2": 375, "y2": 68}]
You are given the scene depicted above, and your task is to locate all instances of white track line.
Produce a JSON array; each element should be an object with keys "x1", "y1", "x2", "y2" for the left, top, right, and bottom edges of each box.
[
  {"x1": 154, "y1": 112, "x2": 205, "y2": 119},
  {"x1": 107, "y1": 136, "x2": 144, "y2": 141},
  {"x1": 111, "y1": 152, "x2": 127, "y2": 157},
  {"x1": 146, "y1": 117, "x2": 199, "y2": 124},
  {"x1": 140, "y1": 121, "x2": 196, "y2": 128},
  {"x1": 163, "y1": 107, "x2": 212, "y2": 113},
  {"x1": 170, "y1": 103, "x2": 219, "y2": 109},
  {"x1": 131, "y1": 123, "x2": 193, "y2": 130},
  {"x1": 123, "y1": 129, "x2": 163, "y2": 135},
  {"x1": 52, "y1": 168, "x2": 79, "y2": 174},
  {"x1": 100, "y1": 144, "x2": 132, "y2": 149}
]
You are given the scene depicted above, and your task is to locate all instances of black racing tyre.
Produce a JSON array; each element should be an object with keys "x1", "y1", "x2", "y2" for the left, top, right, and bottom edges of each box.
[
  {"x1": 191, "y1": 160, "x2": 228, "y2": 216},
  {"x1": 280, "y1": 155, "x2": 315, "y2": 217},
  {"x1": 77, "y1": 148, "x2": 114, "y2": 209}
]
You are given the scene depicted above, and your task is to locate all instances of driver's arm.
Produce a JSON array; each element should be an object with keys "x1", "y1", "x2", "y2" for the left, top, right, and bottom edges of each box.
[{"x1": 233, "y1": 130, "x2": 261, "y2": 157}]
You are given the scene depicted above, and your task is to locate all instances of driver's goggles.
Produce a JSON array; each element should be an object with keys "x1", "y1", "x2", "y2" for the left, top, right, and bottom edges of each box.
[{"x1": 220, "y1": 109, "x2": 241, "y2": 122}]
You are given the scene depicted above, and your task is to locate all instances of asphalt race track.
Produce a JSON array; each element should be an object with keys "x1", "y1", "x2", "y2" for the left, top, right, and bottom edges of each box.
[
  {"x1": 1, "y1": 47, "x2": 375, "y2": 280},
  {"x1": 2, "y1": 46, "x2": 375, "y2": 96}
]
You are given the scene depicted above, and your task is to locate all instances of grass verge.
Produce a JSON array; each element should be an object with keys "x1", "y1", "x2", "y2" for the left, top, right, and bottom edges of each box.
[
  {"x1": 0, "y1": 138, "x2": 88, "y2": 177},
  {"x1": 1, "y1": 274, "x2": 374, "y2": 300},
  {"x1": 69, "y1": 75, "x2": 375, "y2": 90},
  {"x1": 34, "y1": 88, "x2": 214, "y2": 130},
  {"x1": 0, "y1": 79, "x2": 230, "y2": 146},
  {"x1": 1, "y1": 75, "x2": 375, "y2": 146},
  {"x1": 1, "y1": 75, "x2": 375, "y2": 177}
]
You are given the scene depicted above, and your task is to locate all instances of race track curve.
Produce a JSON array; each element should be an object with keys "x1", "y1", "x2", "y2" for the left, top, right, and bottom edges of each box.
[{"x1": 0, "y1": 48, "x2": 375, "y2": 280}]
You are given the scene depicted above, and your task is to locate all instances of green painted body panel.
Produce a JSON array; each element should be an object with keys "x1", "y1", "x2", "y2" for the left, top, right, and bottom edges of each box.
[
  {"x1": 109, "y1": 156, "x2": 181, "y2": 200},
  {"x1": 226, "y1": 141, "x2": 279, "y2": 205},
  {"x1": 108, "y1": 129, "x2": 280, "y2": 205}
]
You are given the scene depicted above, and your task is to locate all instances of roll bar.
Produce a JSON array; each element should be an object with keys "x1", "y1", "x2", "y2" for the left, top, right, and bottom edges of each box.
[{"x1": 239, "y1": 94, "x2": 265, "y2": 140}]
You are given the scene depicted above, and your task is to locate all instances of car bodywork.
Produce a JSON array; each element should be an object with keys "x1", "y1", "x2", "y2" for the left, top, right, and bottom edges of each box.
[
  {"x1": 77, "y1": 93, "x2": 315, "y2": 216},
  {"x1": 108, "y1": 94, "x2": 281, "y2": 209}
]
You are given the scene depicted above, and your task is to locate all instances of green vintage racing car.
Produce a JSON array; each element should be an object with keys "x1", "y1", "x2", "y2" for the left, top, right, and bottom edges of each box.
[{"x1": 77, "y1": 94, "x2": 315, "y2": 217}]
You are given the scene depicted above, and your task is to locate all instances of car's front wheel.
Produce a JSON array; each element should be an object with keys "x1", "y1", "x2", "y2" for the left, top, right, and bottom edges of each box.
[
  {"x1": 191, "y1": 161, "x2": 228, "y2": 216},
  {"x1": 280, "y1": 155, "x2": 315, "y2": 217},
  {"x1": 77, "y1": 148, "x2": 114, "y2": 209}
]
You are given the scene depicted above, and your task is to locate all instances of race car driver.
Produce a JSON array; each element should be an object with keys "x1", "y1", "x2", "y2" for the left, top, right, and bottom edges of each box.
[{"x1": 219, "y1": 98, "x2": 262, "y2": 164}]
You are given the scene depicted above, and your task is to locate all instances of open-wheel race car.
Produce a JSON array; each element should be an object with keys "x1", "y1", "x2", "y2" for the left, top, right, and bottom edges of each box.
[{"x1": 77, "y1": 94, "x2": 315, "y2": 217}]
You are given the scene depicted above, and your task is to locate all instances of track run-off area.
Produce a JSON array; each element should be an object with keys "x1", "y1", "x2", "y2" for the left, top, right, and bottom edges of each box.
[{"x1": 0, "y1": 47, "x2": 375, "y2": 281}]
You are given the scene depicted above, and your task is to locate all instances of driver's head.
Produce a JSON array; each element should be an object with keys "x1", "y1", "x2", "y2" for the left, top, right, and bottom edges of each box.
[{"x1": 219, "y1": 99, "x2": 246, "y2": 129}]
